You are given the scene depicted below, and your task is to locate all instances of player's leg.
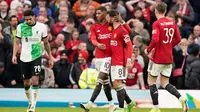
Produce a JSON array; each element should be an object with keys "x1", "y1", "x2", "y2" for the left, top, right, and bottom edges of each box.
[
  {"x1": 21, "y1": 62, "x2": 32, "y2": 112},
  {"x1": 160, "y1": 64, "x2": 188, "y2": 112},
  {"x1": 30, "y1": 57, "x2": 42, "y2": 112},
  {"x1": 80, "y1": 58, "x2": 114, "y2": 112},
  {"x1": 148, "y1": 63, "x2": 162, "y2": 112}
]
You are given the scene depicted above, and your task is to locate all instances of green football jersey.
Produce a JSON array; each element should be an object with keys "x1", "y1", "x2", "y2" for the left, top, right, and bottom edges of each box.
[{"x1": 16, "y1": 22, "x2": 47, "y2": 62}]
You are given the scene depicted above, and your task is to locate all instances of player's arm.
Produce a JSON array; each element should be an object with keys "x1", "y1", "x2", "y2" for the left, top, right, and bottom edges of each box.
[
  {"x1": 122, "y1": 31, "x2": 133, "y2": 69},
  {"x1": 172, "y1": 26, "x2": 181, "y2": 47},
  {"x1": 12, "y1": 25, "x2": 21, "y2": 64},
  {"x1": 122, "y1": 24, "x2": 132, "y2": 35},
  {"x1": 89, "y1": 25, "x2": 106, "y2": 49},
  {"x1": 146, "y1": 22, "x2": 159, "y2": 53},
  {"x1": 42, "y1": 25, "x2": 53, "y2": 68}
]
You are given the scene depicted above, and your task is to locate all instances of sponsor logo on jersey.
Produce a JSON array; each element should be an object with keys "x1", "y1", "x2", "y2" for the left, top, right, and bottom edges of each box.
[
  {"x1": 123, "y1": 34, "x2": 130, "y2": 43},
  {"x1": 98, "y1": 33, "x2": 112, "y2": 39},
  {"x1": 110, "y1": 40, "x2": 117, "y2": 46}
]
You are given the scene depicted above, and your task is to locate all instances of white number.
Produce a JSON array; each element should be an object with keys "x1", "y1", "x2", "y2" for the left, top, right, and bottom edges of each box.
[
  {"x1": 34, "y1": 65, "x2": 41, "y2": 73},
  {"x1": 163, "y1": 28, "x2": 174, "y2": 44}
]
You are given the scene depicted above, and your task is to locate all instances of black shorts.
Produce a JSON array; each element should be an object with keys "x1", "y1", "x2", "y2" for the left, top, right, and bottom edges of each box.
[{"x1": 21, "y1": 57, "x2": 42, "y2": 79}]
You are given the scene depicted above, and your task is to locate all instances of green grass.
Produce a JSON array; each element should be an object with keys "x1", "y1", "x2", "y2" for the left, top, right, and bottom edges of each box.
[{"x1": 0, "y1": 108, "x2": 199, "y2": 112}]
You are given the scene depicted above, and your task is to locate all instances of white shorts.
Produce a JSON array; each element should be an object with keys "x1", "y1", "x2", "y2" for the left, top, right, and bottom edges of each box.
[
  {"x1": 95, "y1": 57, "x2": 111, "y2": 74},
  {"x1": 150, "y1": 63, "x2": 173, "y2": 77},
  {"x1": 147, "y1": 60, "x2": 154, "y2": 73},
  {"x1": 111, "y1": 66, "x2": 127, "y2": 82}
]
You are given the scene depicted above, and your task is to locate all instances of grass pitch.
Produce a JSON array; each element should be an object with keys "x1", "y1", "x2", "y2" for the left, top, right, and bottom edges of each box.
[{"x1": 0, "y1": 108, "x2": 199, "y2": 112}]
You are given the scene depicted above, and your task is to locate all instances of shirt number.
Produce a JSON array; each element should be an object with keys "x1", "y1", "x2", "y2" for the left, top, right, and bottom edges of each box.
[{"x1": 163, "y1": 28, "x2": 174, "y2": 44}]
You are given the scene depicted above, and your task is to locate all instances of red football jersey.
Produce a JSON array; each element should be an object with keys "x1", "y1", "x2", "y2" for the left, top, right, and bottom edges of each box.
[
  {"x1": 147, "y1": 17, "x2": 181, "y2": 64},
  {"x1": 110, "y1": 25, "x2": 133, "y2": 66},
  {"x1": 89, "y1": 23, "x2": 112, "y2": 58},
  {"x1": 126, "y1": 61, "x2": 143, "y2": 86}
]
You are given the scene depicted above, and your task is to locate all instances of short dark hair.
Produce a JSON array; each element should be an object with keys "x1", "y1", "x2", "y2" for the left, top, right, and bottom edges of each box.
[
  {"x1": 108, "y1": 10, "x2": 119, "y2": 17},
  {"x1": 111, "y1": 0, "x2": 119, "y2": 4},
  {"x1": 155, "y1": 2, "x2": 167, "y2": 14},
  {"x1": 96, "y1": 6, "x2": 107, "y2": 12},
  {"x1": 134, "y1": 7, "x2": 142, "y2": 13},
  {"x1": 187, "y1": 44, "x2": 200, "y2": 56},
  {"x1": 9, "y1": 15, "x2": 17, "y2": 21},
  {"x1": 24, "y1": 9, "x2": 35, "y2": 17}
]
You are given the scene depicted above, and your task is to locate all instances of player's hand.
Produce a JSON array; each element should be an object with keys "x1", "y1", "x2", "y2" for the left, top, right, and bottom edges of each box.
[
  {"x1": 73, "y1": 84, "x2": 78, "y2": 89},
  {"x1": 11, "y1": 80, "x2": 17, "y2": 85},
  {"x1": 144, "y1": 49, "x2": 149, "y2": 56},
  {"x1": 97, "y1": 43, "x2": 106, "y2": 50},
  {"x1": 12, "y1": 56, "x2": 17, "y2": 64},
  {"x1": 48, "y1": 57, "x2": 54, "y2": 68},
  {"x1": 126, "y1": 59, "x2": 133, "y2": 70}
]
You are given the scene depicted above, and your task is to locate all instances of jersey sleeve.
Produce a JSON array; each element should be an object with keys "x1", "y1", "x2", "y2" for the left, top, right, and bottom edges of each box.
[
  {"x1": 172, "y1": 25, "x2": 181, "y2": 47},
  {"x1": 147, "y1": 22, "x2": 159, "y2": 53},
  {"x1": 121, "y1": 29, "x2": 133, "y2": 60},
  {"x1": 89, "y1": 25, "x2": 98, "y2": 46},
  {"x1": 16, "y1": 24, "x2": 21, "y2": 39},
  {"x1": 42, "y1": 24, "x2": 48, "y2": 39},
  {"x1": 122, "y1": 24, "x2": 132, "y2": 34}
]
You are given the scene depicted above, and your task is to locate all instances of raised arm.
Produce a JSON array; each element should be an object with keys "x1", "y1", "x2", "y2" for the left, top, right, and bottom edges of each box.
[{"x1": 126, "y1": 0, "x2": 140, "y2": 12}]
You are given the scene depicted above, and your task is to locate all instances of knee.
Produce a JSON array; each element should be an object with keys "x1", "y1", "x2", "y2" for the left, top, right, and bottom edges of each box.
[
  {"x1": 161, "y1": 81, "x2": 169, "y2": 88},
  {"x1": 98, "y1": 72, "x2": 108, "y2": 80},
  {"x1": 112, "y1": 80, "x2": 122, "y2": 89},
  {"x1": 24, "y1": 80, "x2": 31, "y2": 87},
  {"x1": 31, "y1": 76, "x2": 39, "y2": 85}
]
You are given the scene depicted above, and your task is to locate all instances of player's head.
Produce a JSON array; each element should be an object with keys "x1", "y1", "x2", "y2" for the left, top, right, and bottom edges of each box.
[
  {"x1": 106, "y1": 10, "x2": 120, "y2": 25},
  {"x1": 96, "y1": 6, "x2": 107, "y2": 23},
  {"x1": 155, "y1": 2, "x2": 167, "y2": 17},
  {"x1": 24, "y1": 9, "x2": 35, "y2": 26}
]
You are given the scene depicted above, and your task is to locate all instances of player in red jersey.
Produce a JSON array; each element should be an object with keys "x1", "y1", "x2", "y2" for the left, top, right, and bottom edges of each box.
[
  {"x1": 80, "y1": 6, "x2": 115, "y2": 112},
  {"x1": 144, "y1": 3, "x2": 188, "y2": 112},
  {"x1": 107, "y1": 10, "x2": 134, "y2": 112}
]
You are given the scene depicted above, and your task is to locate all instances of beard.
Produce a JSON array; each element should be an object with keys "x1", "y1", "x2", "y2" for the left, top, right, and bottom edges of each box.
[{"x1": 60, "y1": 59, "x2": 68, "y2": 65}]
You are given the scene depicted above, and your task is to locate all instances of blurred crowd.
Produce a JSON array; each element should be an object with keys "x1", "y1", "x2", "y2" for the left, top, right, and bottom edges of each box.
[{"x1": 0, "y1": 0, "x2": 200, "y2": 89}]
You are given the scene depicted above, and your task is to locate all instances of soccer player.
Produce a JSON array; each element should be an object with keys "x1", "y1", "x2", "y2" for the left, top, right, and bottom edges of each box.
[
  {"x1": 12, "y1": 10, "x2": 53, "y2": 112},
  {"x1": 144, "y1": 3, "x2": 188, "y2": 112},
  {"x1": 80, "y1": 6, "x2": 115, "y2": 112},
  {"x1": 107, "y1": 10, "x2": 134, "y2": 112}
]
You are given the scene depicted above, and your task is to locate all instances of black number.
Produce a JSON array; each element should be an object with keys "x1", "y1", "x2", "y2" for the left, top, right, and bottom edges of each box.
[
  {"x1": 118, "y1": 68, "x2": 123, "y2": 75},
  {"x1": 104, "y1": 62, "x2": 110, "y2": 69}
]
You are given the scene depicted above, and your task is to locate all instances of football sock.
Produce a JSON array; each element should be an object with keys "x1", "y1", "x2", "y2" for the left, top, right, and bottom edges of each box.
[
  {"x1": 103, "y1": 79, "x2": 113, "y2": 104},
  {"x1": 90, "y1": 79, "x2": 103, "y2": 102},
  {"x1": 115, "y1": 85, "x2": 125, "y2": 108},
  {"x1": 164, "y1": 83, "x2": 181, "y2": 99},
  {"x1": 25, "y1": 86, "x2": 32, "y2": 104},
  {"x1": 125, "y1": 92, "x2": 132, "y2": 104},
  {"x1": 149, "y1": 84, "x2": 159, "y2": 106},
  {"x1": 32, "y1": 85, "x2": 39, "y2": 106}
]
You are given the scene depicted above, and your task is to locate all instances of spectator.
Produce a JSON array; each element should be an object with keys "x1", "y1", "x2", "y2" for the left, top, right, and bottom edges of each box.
[
  {"x1": 192, "y1": 25, "x2": 200, "y2": 44},
  {"x1": 0, "y1": 22, "x2": 11, "y2": 64},
  {"x1": 78, "y1": 67, "x2": 99, "y2": 89},
  {"x1": 132, "y1": 45, "x2": 145, "y2": 69},
  {"x1": 3, "y1": 15, "x2": 18, "y2": 45},
  {"x1": 126, "y1": 50, "x2": 145, "y2": 90},
  {"x1": 102, "y1": 0, "x2": 127, "y2": 20},
  {"x1": 50, "y1": 33, "x2": 65, "y2": 49},
  {"x1": 0, "y1": 1, "x2": 9, "y2": 21},
  {"x1": 185, "y1": 44, "x2": 200, "y2": 89},
  {"x1": 23, "y1": 0, "x2": 32, "y2": 12},
  {"x1": 72, "y1": 0, "x2": 101, "y2": 18},
  {"x1": 0, "y1": 62, "x2": 6, "y2": 88},
  {"x1": 53, "y1": 50, "x2": 73, "y2": 88},
  {"x1": 49, "y1": 0, "x2": 71, "y2": 14},
  {"x1": 61, "y1": 19, "x2": 75, "y2": 44},
  {"x1": 66, "y1": 29, "x2": 82, "y2": 63},
  {"x1": 39, "y1": 7, "x2": 55, "y2": 28},
  {"x1": 6, "y1": 44, "x2": 23, "y2": 88},
  {"x1": 52, "y1": 14, "x2": 68, "y2": 36},
  {"x1": 70, "y1": 50, "x2": 89, "y2": 89},
  {"x1": 32, "y1": 0, "x2": 52, "y2": 17},
  {"x1": 172, "y1": 38, "x2": 189, "y2": 89},
  {"x1": 126, "y1": 0, "x2": 156, "y2": 22}
]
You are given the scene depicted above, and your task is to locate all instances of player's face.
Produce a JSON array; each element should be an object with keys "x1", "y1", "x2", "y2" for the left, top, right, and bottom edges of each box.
[
  {"x1": 96, "y1": 10, "x2": 106, "y2": 22},
  {"x1": 25, "y1": 16, "x2": 35, "y2": 26}
]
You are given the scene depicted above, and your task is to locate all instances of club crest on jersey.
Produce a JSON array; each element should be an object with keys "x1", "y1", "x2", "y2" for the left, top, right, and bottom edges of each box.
[
  {"x1": 108, "y1": 26, "x2": 112, "y2": 31},
  {"x1": 114, "y1": 33, "x2": 117, "y2": 38},
  {"x1": 152, "y1": 29, "x2": 157, "y2": 34}
]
